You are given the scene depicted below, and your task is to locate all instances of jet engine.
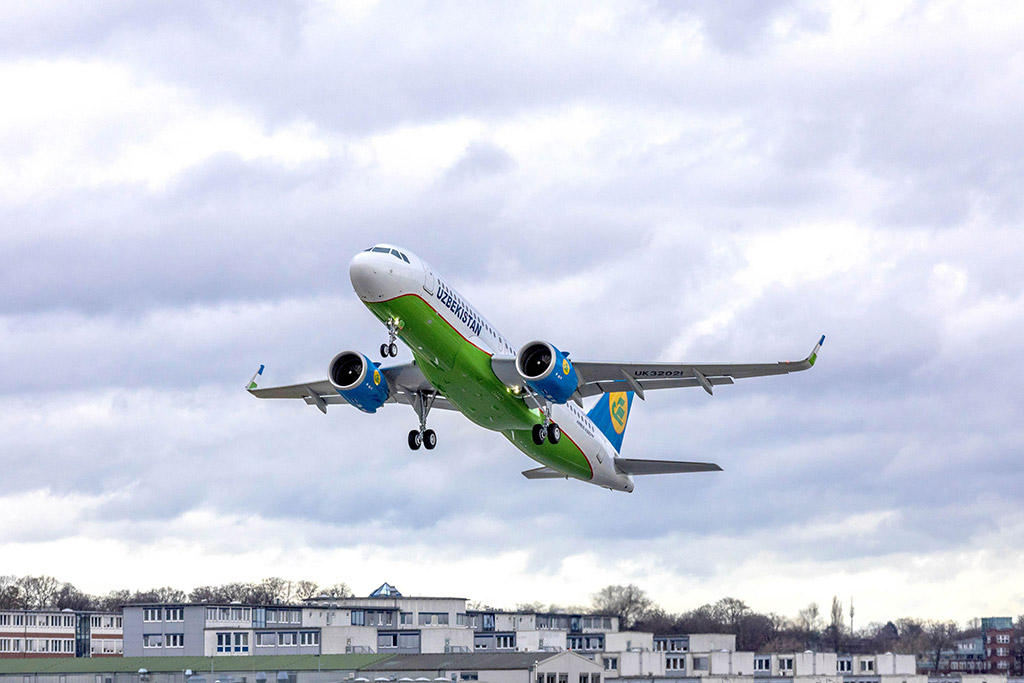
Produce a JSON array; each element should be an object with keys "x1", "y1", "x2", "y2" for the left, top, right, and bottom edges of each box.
[
  {"x1": 515, "y1": 340, "x2": 578, "y2": 404},
  {"x1": 328, "y1": 351, "x2": 389, "y2": 413}
]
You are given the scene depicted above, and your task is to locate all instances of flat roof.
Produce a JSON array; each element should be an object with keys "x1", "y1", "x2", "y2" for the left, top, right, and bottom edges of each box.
[
  {"x1": 0, "y1": 654, "x2": 390, "y2": 675},
  {"x1": 362, "y1": 652, "x2": 565, "y2": 671}
]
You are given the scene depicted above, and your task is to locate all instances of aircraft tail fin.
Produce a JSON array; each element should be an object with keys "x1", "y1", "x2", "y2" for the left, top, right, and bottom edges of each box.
[{"x1": 587, "y1": 391, "x2": 635, "y2": 453}]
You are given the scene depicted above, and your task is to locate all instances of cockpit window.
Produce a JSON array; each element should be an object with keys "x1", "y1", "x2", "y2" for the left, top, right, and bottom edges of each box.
[{"x1": 367, "y1": 246, "x2": 410, "y2": 262}]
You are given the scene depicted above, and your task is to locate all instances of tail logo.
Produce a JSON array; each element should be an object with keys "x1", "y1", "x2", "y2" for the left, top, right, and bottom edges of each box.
[
  {"x1": 373, "y1": 369, "x2": 381, "y2": 386},
  {"x1": 609, "y1": 392, "x2": 628, "y2": 434}
]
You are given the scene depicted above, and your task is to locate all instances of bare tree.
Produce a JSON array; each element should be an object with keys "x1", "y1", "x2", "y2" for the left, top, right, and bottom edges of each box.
[
  {"x1": 797, "y1": 602, "x2": 822, "y2": 648},
  {"x1": 18, "y1": 575, "x2": 61, "y2": 608},
  {"x1": 925, "y1": 620, "x2": 959, "y2": 673},
  {"x1": 321, "y1": 583, "x2": 353, "y2": 599},
  {"x1": 54, "y1": 583, "x2": 94, "y2": 611},
  {"x1": 259, "y1": 577, "x2": 293, "y2": 604},
  {"x1": 0, "y1": 576, "x2": 21, "y2": 608},
  {"x1": 295, "y1": 580, "x2": 320, "y2": 600},
  {"x1": 591, "y1": 584, "x2": 652, "y2": 629},
  {"x1": 825, "y1": 596, "x2": 845, "y2": 652}
]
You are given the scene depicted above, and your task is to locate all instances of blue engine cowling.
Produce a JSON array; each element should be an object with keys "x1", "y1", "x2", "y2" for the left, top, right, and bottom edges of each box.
[
  {"x1": 515, "y1": 340, "x2": 579, "y2": 404},
  {"x1": 328, "y1": 351, "x2": 389, "y2": 413}
]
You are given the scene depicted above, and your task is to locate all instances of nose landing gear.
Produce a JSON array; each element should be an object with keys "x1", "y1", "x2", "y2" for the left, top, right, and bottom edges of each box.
[{"x1": 380, "y1": 319, "x2": 400, "y2": 358}]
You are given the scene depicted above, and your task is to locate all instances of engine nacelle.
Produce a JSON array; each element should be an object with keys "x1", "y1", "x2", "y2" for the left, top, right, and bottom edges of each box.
[
  {"x1": 515, "y1": 340, "x2": 578, "y2": 404},
  {"x1": 328, "y1": 351, "x2": 389, "y2": 413}
]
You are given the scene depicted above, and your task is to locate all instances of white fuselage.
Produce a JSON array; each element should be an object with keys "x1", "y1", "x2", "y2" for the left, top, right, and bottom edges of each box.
[{"x1": 350, "y1": 246, "x2": 634, "y2": 492}]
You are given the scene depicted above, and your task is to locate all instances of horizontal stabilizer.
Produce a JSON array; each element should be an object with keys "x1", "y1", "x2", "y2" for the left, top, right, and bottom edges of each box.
[
  {"x1": 522, "y1": 466, "x2": 568, "y2": 479},
  {"x1": 614, "y1": 458, "x2": 722, "y2": 475}
]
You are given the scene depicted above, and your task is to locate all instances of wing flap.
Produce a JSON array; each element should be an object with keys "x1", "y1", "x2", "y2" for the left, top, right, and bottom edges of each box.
[{"x1": 614, "y1": 458, "x2": 722, "y2": 475}]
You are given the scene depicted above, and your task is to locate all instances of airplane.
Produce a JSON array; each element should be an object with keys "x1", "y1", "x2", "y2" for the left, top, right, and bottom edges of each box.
[{"x1": 248, "y1": 244, "x2": 824, "y2": 492}]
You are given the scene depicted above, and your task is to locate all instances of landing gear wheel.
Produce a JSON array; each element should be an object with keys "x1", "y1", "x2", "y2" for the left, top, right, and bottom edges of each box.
[
  {"x1": 423, "y1": 429, "x2": 437, "y2": 450},
  {"x1": 532, "y1": 424, "x2": 547, "y2": 445},
  {"x1": 408, "y1": 430, "x2": 422, "y2": 450},
  {"x1": 381, "y1": 343, "x2": 391, "y2": 358},
  {"x1": 388, "y1": 342, "x2": 399, "y2": 357},
  {"x1": 547, "y1": 423, "x2": 561, "y2": 444}
]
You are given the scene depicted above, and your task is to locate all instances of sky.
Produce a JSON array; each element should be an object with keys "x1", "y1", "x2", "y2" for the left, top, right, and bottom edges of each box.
[{"x1": 2, "y1": 0, "x2": 1023, "y2": 630}]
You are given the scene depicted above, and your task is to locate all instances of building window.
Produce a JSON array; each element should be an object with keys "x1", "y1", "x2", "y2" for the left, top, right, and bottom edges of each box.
[
  {"x1": 143, "y1": 635, "x2": 164, "y2": 649},
  {"x1": 457, "y1": 614, "x2": 469, "y2": 626},
  {"x1": 400, "y1": 612, "x2": 413, "y2": 625},
  {"x1": 378, "y1": 634, "x2": 398, "y2": 649},
  {"x1": 165, "y1": 608, "x2": 184, "y2": 622},
  {"x1": 368, "y1": 611, "x2": 393, "y2": 627},
  {"x1": 419, "y1": 612, "x2": 449, "y2": 625},
  {"x1": 460, "y1": 674, "x2": 478, "y2": 681},
  {"x1": 496, "y1": 635, "x2": 515, "y2": 649},
  {"x1": 779, "y1": 658, "x2": 794, "y2": 671},
  {"x1": 300, "y1": 632, "x2": 319, "y2": 646},
  {"x1": 667, "y1": 657, "x2": 686, "y2": 671},
  {"x1": 279, "y1": 632, "x2": 296, "y2": 646},
  {"x1": 604, "y1": 658, "x2": 619, "y2": 671},
  {"x1": 234, "y1": 633, "x2": 249, "y2": 652},
  {"x1": 217, "y1": 633, "x2": 231, "y2": 652},
  {"x1": 861, "y1": 660, "x2": 875, "y2": 673},
  {"x1": 755, "y1": 657, "x2": 771, "y2": 672},
  {"x1": 351, "y1": 611, "x2": 365, "y2": 626},
  {"x1": 166, "y1": 634, "x2": 184, "y2": 648},
  {"x1": 997, "y1": 634, "x2": 1010, "y2": 644},
  {"x1": 256, "y1": 633, "x2": 277, "y2": 647},
  {"x1": 143, "y1": 609, "x2": 161, "y2": 622},
  {"x1": 838, "y1": 660, "x2": 852, "y2": 672}
]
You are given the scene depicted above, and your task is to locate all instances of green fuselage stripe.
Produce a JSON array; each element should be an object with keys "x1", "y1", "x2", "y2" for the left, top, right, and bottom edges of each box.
[{"x1": 365, "y1": 294, "x2": 594, "y2": 480}]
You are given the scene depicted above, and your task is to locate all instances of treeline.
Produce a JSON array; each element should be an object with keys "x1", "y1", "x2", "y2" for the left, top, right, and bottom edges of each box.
[
  {"x1": 0, "y1": 575, "x2": 352, "y2": 612},
  {"x1": 595, "y1": 585, "x2": 1023, "y2": 658},
  {"x1": 3, "y1": 575, "x2": 1022, "y2": 662}
]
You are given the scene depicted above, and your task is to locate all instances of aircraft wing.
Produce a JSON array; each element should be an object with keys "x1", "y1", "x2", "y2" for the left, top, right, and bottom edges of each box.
[
  {"x1": 614, "y1": 458, "x2": 722, "y2": 475},
  {"x1": 491, "y1": 335, "x2": 824, "y2": 400},
  {"x1": 246, "y1": 362, "x2": 457, "y2": 414}
]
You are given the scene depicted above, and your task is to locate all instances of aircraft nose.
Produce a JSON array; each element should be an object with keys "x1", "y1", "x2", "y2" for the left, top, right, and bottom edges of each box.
[{"x1": 349, "y1": 251, "x2": 379, "y2": 301}]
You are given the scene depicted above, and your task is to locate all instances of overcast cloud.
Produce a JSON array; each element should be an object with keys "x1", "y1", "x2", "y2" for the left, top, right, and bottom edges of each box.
[{"x1": 2, "y1": 0, "x2": 1023, "y2": 626}]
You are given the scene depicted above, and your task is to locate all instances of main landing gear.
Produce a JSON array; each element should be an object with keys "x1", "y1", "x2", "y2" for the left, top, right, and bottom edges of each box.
[
  {"x1": 380, "y1": 319, "x2": 400, "y2": 358},
  {"x1": 408, "y1": 390, "x2": 437, "y2": 451},
  {"x1": 530, "y1": 397, "x2": 561, "y2": 446}
]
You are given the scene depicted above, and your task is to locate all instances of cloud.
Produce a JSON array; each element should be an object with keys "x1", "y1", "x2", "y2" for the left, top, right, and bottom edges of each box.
[{"x1": 1, "y1": 0, "x2": 1023, "y2": 625}]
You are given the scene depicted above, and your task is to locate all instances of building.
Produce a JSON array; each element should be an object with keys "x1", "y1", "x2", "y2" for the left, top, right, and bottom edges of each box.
[
  {"x1": 0, "y1": 609, "x2": 122, "y2": 659},
  {"x1": 122, "y1": 604, "x2": 321, "y2": 658},
  {"x1": 305, "y1": 583, "x2": 473, "y2": 655},
  {"x1": 359, "y1": 651, "x2": 603, "y2": 683},
  {"x1": 981, "y1": 618, "x2": 1014, "y2": 674}
]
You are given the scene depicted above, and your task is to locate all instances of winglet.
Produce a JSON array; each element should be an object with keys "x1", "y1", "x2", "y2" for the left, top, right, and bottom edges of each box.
[
  {"x1": 807, "y1": 335, "x2": 826, "y2": 367},
  {"x1": 247, "y1": 364, "x2": 265, "y2": 392}
]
